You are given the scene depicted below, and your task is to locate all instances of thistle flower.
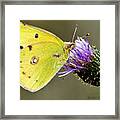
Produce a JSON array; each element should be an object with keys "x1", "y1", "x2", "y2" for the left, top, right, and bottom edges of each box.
[{"x1": 59, "y1": 36, "x2": 100, "y2": 87}]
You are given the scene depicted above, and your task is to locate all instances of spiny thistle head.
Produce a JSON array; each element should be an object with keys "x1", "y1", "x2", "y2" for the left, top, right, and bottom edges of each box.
[{"x1": 59, "y1": 36, "x2": 100, "y2": 87}]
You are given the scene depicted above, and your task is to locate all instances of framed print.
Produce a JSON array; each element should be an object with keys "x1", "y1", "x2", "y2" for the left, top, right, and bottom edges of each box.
[
  {"x1": 20, "y1": 20, "x2": 100, "y2": 100},
  {"x1": 0, "y1": 0, "x2": 119, "y2": 119}
]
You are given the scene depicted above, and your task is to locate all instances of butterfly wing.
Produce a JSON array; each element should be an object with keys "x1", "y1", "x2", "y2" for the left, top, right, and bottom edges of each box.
[
  {"x1": 20, "y1": 22, "x2": 68, "y2": 92},
  {"x1": 20, "y1": 22, "x2": 63, "y2": 48}
]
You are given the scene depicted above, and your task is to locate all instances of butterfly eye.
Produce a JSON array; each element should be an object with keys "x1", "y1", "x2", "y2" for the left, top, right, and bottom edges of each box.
[{"x1": 30, "y1": 56, "x2": 39, "y2": 65}]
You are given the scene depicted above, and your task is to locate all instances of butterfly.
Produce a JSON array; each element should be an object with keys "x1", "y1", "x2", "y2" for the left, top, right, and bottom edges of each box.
[{"x1": 20, "y1": 22, "x2": 73, "y2": 92}]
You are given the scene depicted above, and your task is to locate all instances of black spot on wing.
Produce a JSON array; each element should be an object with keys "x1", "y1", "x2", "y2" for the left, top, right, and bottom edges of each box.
[
  {"x1": 22, "y1": 71, "x2": 25, "y2": 75},
  {"x1": 35, "y1": 33, "x2": 38, "y2": 38},
  {"x1": 53, "y1": 53, "x2": 61, "y2": 58},
  {"x1": 20, "y1": 46, "x2": 23, "y2": 49},
  {"x1": 30, "y1": 56, "x2": 39, "y2": 65},
  {"x1": 27, "y1": 45, "x2": 32, "y2": 51},
  {"x1": 36, "y1": 80, "x2": 38, "y2": 82},
  {"x1": 28, "y1": 76, "x2": 31, "y2": 78}
]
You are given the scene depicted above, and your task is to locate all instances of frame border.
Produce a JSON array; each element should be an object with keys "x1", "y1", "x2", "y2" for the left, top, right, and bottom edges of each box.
[{"x1": 0, "y1": 0, "x2": 119, "y2": 119}]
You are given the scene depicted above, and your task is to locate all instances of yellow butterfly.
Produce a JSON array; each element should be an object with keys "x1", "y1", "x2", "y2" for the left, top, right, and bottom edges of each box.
[{"x1": 20, "y1": 22, "x2": 73, "y2": 92}]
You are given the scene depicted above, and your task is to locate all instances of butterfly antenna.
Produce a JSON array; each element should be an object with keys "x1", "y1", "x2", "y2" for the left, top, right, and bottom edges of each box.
[
  {"x1": 82, "y1": 33, "x2": 90, "y2": 39},
  {"x1": 71, "y1": 24, "x2": 78, "y2": 43}
]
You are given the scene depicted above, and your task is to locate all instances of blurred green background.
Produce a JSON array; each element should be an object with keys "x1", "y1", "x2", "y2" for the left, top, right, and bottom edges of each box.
[{"x1": 20, "y1": 20, "x2": 100, "y2": 100}]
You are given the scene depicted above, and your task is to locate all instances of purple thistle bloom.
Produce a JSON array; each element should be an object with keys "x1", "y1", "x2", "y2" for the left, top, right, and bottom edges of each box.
[{"x1": 58, "y1": 36, "x2": 94, "y2": 77}]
